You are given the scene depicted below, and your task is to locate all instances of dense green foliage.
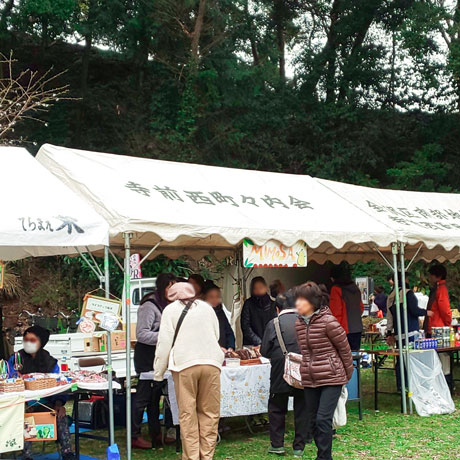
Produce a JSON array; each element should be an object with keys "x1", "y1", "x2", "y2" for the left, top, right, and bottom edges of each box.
[
  {"x1": 1, "y1": 0, "x2": 459, "y2": 190},
  {"x1": 2, "y1": 1, "x2": 460, "y2": 311}
]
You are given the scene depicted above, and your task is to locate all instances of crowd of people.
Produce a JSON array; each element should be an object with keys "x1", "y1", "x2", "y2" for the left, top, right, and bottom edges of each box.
[
  {"x1": 7, "y1": 263, "x2": 453, "y2": 460},
  {"x1": 132, "y1": 269, "x2": 358, "y2": 460}
]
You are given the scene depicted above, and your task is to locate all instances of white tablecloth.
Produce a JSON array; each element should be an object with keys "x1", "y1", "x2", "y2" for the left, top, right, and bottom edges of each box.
[
  {"x1": 167, "y1": 363, "x2": 272, "y2": 425},
  {"x1": 0, "y1": 381, "x2": 121, "y2": 403}
]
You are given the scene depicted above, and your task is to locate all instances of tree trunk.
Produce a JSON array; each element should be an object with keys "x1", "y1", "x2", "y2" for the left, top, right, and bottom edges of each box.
[
  {"x1": 274, "y1": 0, "x2": 286, "y2": 83},
  {"x1": 325, "y1": 0, "x2": 341, "y2": 103},
  {"x1": 244, "y1": 1, "x2": 259, "y2": 66},
  {"x1": 304, "y1": 0, "x2": 342, "y2": 100},
  {"x1": 191, "y1": 0, "x2": 207, "y2": 64},
  {"x1": 338, "y1": 1, "x2": 382, "y2": 103}
]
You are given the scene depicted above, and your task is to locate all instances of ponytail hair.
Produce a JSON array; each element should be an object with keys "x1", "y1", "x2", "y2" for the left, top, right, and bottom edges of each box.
[{"x1": 318, "y1": 283, "x2": 330, "y2": 307}]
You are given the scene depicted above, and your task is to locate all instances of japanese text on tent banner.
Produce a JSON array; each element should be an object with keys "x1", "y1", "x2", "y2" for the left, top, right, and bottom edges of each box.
[
  {"x1": 124, "y1": 182, "x2": 313, "y2": 210},
  {"x1": 366, "y1": 201, "x2": 460, "y2": 231},
  {"x1": 243, "y1": 239, "x2": 308, "y2": 268}
]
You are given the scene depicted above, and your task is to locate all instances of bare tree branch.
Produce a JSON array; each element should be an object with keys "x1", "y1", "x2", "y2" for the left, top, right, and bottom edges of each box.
[{"x1": 0, "y1": 51, "x2": 71, "y2": 142}]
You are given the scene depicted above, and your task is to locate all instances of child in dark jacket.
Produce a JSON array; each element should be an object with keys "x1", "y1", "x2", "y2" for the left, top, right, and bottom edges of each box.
[{"x1": 261, "y1": 290, "x2": 311, "y2": 457}]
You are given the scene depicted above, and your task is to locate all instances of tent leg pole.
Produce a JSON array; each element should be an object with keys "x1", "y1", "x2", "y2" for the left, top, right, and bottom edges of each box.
[
  {"x1": 392, "y1": 243, "x2": 407, "y2": 415},
  {"x1": 105, "y1": 246, "x2": 115, "y2": 445},
  {"x1": 124, "y1": 233, "x2": 133, "y2": 460},
  {"x1": 399, "y1": 242, "x2": 413, "y2": 415}
]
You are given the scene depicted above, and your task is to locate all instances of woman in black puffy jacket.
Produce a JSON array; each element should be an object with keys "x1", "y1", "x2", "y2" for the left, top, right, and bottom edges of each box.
[{"x1": 241, "y1": 276, "x2": 276, "y2": 346}]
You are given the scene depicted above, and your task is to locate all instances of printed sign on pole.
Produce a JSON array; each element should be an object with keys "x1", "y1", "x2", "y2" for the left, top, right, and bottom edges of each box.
[
  {"x1": 243, "y1": 239, "x2": 307, "y2": 268},
  {"x1": 130, "y1": 254, "x2": 142, "y2": 279}
]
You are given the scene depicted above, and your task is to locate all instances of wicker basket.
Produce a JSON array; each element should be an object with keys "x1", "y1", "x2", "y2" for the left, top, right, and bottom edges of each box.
[
  {"x1": 24, "y1": 377, "x2": 58, "y2": 391},
  {"x1": 0, "y1": 378, "x2": 25, "y2": 393}
]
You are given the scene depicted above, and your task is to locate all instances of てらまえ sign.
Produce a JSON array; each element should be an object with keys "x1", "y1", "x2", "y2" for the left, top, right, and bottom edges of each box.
[{"x1": 243, "y1": 239, "x2": 307, "y2": 268}]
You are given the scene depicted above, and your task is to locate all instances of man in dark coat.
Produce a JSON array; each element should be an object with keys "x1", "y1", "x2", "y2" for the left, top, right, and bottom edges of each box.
[{"x1": 261, "y1": 290, "x2": 311, "y2": 456}]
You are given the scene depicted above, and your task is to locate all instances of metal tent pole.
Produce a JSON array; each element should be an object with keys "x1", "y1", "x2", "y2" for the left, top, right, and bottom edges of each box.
[
  {"x1": 399, "y1": 242, "x2": 413, "y2": 414},
  {"x1": 104, "y1": 246, "x2": 115, "y2": 444},
  {"x1": 124, "y1": 233, "x2": 133, "y2": 460},
  {"x1": 392, "y1": 243, "x2": 407, "y2": 414}
]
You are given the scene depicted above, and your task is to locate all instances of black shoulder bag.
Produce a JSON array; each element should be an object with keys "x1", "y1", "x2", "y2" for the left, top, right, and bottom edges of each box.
[{"x1": 172, "y1": 300, "x2": 194, "y2": 347}]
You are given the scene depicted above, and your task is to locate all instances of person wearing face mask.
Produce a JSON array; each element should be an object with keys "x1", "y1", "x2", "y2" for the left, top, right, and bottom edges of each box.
[
  {"x1": 241, "y1": 276, "x2": 276, "y2": 347},
  {"x1": 8, "y1": 325, "x2": 75, "y2": 460},
  {"x1": 295, "y1": 282, "x2": 353, "y2": 460}
]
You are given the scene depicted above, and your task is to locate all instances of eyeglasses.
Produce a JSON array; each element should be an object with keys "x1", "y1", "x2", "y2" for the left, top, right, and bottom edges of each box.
[{"x1": 24, "y1": 337, "x2": 39, "y2": 343}]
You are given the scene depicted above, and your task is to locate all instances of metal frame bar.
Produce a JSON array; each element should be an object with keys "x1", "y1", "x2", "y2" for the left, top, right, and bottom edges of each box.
[
  {"x1": 104, "y1": 246, "x2": 115, "y2": 445},
  {"x1": 123, "y1": 233, "x2": 133, "y2": 460},
  {"x1": 392, "y1": 243, "x2": 407, "y2": 414},
  {"x1": 405, "y1": 244, "x2": 423, "y2": 272},
  {"x1": 132, "y1": 240, "x2": 162, "y2": 270},
  {"x1": 109, "y1": 247, "x2": 125, "y2": 272},
  {"x1": 75, "y1": 247, "x2": 103, "y2": 281},
  {"x1": 399, "y1": 242, "x2": 413, "y2": 414},
  {"x1": 86, "y1": 246, "x2": 104, "y2": 278}
]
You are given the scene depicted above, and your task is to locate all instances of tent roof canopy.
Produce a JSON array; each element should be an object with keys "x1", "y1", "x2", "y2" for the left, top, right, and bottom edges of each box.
[
  {"x1": 37, "y1": 144, "x2": 460, "y2": 263},
  {"x1": 318, "y1": 179, "x2": 460, "y2": 262},
  {"x1": 0, "y1": 146, "x2": 109, "y2": 261},
  {"x1": 37, "y1": 144, "x2": 399, "y2": 263}
]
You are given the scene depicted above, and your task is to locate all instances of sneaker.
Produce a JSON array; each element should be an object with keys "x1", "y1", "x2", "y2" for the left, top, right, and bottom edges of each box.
[
  {"x1": 132, "y1": 437, "x2": 152, "y2": 449},
  {"x1": 268, "y1": 446, "x2": 285, "y2": 455},
  {"x1": 293, "y1": 450, "x2": 304, "y2": 457}
]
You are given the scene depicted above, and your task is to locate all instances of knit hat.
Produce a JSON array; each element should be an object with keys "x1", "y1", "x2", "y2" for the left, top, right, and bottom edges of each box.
[
  {"x1": 168, "y1": 282, "x2": 196, "y2": 301},
  {"x1": 23, "y1": 325, "x2": 51, "y2": 348}
]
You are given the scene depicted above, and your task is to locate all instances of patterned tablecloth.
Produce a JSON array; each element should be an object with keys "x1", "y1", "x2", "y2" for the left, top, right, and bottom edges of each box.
[{"x1": 167, "y1": 363, "x2": 272, "y2": 425}]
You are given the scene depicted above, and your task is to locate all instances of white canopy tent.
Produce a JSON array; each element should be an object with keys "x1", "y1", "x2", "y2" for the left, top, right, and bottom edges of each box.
[
  {"x1": 0, "y1": 146, "x2": 109, "y2": 261},
  {"x1": 36, "y1": 144, "x2": 398, "y2": 263},
  {"x1": 317, "y1": 178, "x2": 460, "y2": 262}
]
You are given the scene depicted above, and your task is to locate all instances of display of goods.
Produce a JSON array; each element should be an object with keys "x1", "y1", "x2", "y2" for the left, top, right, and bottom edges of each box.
[
  {"x1": 68, "y1": 370, "x2": 107, "y2": 383},
  {"x1": 23, "y1": 373, "x2": 59, "y2": 391},
  {"x1": 0, "y1": 377, "x2": 25, "y2": 393},
  {"x1": 225, "y1": 347, "x2": 261, "y2": 361}
]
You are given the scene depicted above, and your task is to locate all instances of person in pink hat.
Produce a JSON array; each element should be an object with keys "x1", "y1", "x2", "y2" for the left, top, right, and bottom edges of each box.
[{"x1": 154, "y1": 282, "x2": 224, "y2": 460}]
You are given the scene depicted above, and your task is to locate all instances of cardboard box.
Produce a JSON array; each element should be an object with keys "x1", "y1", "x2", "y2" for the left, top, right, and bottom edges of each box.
[
  {"x1": 98, "y1": 331, "x2": 127, "y2": 351},
  {"x1": 83, "y1": 336, "x2": 100, "y2": 352},
  {"x1": 130, "y1": 323, "x2": 137, "y2": 342}
]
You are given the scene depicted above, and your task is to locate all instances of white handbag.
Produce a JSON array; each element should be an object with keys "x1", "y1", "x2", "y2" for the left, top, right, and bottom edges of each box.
[{"x1": 333, "y1": 385, "x2": 348, "y2": 429}]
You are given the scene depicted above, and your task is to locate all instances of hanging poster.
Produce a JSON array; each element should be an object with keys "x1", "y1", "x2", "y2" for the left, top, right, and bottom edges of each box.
[
  {"x1": 243, "y1": 239, "x2": 307, "y2": 268},
  {"x1": 81, "y1": 295, "x2": 121, "y2": 323},
  {"x1": 130, "y1": 253, "x2": 142, "y2": 279}
]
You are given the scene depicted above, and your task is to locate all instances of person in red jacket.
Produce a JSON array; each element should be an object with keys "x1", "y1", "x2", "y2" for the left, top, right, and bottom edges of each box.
[
  {"x1": 329, "y1": 266, "x2": 364, "y2": 351},
  {"x1": 427, "y1": 264, "x2": 452, "y2": 333}
]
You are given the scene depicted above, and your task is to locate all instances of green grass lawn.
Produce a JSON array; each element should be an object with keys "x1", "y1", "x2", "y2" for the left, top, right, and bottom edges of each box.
[{"x1": 72, "y1": 365, "x2": 459, "y2": 459}]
